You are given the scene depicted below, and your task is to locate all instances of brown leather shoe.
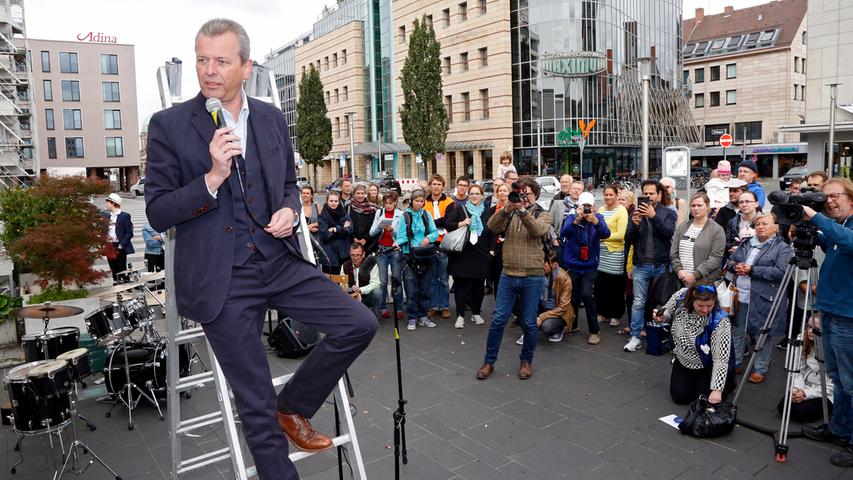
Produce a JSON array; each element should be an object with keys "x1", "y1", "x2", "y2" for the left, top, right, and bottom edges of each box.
[
  {"x1": 476, "y1": 363, "x2": 494, "y2": 380},
  {"x1": 735, "y1": 366, "x2": 745, "y2": 375},
  {"x1": 441, "y1": 308, "x2": 451, "y2": 319},
  {"x1": 748, "y1": 372, "x2": 765, "y2": 384},
  {"x1": 277, "y1": 411, "x2": 333, "y2": 452},
  {"x1": 518, "y1": 361, "x2": 533, "y2": 380},
  {"x1": 427, "y1": 309, "x2": 437, "y2": 319}
]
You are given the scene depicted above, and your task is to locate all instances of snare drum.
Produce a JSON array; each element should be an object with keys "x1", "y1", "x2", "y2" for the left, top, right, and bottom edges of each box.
[
  {"x1": 57, "y1": 348, "x2": 91, "y2": 380},
  {"x1": 27, "y1": 359, "x2": 72, "y2": 397},
  {"x1": 4, "y1": 361, "x2": 71, "y2": 433},
  {"x1": 22, "y1": 326, "x2": 80, "y2": 362},
  {"x1": 85, "y1": 303, "x2": 138, "y2": 346}
]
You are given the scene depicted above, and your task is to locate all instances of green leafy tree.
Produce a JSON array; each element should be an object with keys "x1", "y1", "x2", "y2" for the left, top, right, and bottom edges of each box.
[
  {"x1": 296, "y1": 65, "x2": 332, "y2": 187},
  {"x1": 399, "y1": 17, "x2": 448, "y2": 174},
  {"x1": 0, "y1": 175, "x2": 112, "y2": 292}
]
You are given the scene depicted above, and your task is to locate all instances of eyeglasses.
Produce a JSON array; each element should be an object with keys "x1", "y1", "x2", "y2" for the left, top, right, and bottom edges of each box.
[
  {"x1": 827, "y1": 192, "x2": 849, "y2": 201},
  {"x1": 738, "y1": 200, "x2": 755, "y2": 204},
  {"x1": 457, "y1": 183, "x2": 469, "y2": 187},
  {"x1": 524, "y1": 191, "x2": 536, "y2": 197}
]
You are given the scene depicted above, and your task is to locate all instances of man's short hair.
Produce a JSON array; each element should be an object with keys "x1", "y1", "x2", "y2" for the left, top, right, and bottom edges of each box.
[
  {"x1": 430, "y1": 174, "x2": 446, "y2": 186},
  {"x1": 350, "y1": 242, "x2": 365, "y2": 253},
  {"x1": 789, "y1": 177, "x2": 803, "y2": 187},
  {"x1": 456, "y1": 175, "x2": 470, "y2": 185},
  {"x1": 503, "y1": 170, "x2": 518, "y2": 180},
  {"x1": 197, "y1": 18, "x2": 250, "y2": 63},
  {"x1": 806, "y1": 171, "x2": 828, "y2": 184},
  {"x1": 571, "y1": 180, "x2": 584, "y2": 188},
  {"x1": 520, "y1": 177, "x2": 541, "y2": 199}
]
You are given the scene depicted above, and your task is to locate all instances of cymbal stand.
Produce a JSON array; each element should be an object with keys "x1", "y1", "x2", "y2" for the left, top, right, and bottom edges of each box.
[
  {"x1": 41, "y1": 302, "x2": 52, "y2": 359},
  {"x1": 55, "y1": 380, "x2": 120, "y2": 480}
]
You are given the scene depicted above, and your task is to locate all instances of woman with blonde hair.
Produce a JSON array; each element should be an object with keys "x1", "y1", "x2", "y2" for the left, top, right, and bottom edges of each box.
[{"x1": 596, "y1": 185, "x2": 629, "y2": 327}]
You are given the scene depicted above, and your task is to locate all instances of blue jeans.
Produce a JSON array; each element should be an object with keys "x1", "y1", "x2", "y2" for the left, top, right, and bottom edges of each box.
[
  {"x1": 376, "y1": 249, "x2": 403, "y2": 310},
  {"x1": 402, "y1": 262, "x2": 430, "y2": 320},
  {"x1": 484, "y1": 274, "x2": 543, "y2": 365},
  {"x1": 733, "y1": 301, "x2": 776, "y2": 374},
  {"x1": 429, "y1": 250, "x2": 450, "y2": 310},
  {"x1": 823, "y1": 312, "x2": 853, "y2": 443},
  {"x1": 732, "y1": 302, "x2": 749, "y2": 368},
  {"x1": 630, "y1": 263, "x2": 666, "y2": 338},
  {"x1": 360, "y1": 288, "x2": 383, "y2": 316}
]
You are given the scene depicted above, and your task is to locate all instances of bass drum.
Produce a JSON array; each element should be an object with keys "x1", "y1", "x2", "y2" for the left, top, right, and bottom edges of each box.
[
  {"x1": 4, "y1": 361, "x2": 71, "y2": 433},
  {"x1": 21, "y1": 326, "x2": 80, "y2": 361},
  {"x1": 104, "y1": 341, "x2": 188, "y2": 398}
]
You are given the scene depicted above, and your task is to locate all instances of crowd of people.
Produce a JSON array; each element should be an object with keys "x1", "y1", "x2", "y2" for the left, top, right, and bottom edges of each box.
[{"x1": 309, "y1": 153, "x2": 853, "y2": 468}]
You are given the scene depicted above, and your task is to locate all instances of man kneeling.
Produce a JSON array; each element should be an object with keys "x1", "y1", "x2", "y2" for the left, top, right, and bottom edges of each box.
[{"x1": 342, "y1": 242, "x2": 382, "y2": 314}]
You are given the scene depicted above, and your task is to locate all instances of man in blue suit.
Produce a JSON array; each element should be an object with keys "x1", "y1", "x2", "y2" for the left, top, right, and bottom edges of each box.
[
  {"x1": 105, "y1": 192, "x2": 134, "y2": 282},
  {"x1": 145, "y1": 19, "x2": 377, "y2": 480}
]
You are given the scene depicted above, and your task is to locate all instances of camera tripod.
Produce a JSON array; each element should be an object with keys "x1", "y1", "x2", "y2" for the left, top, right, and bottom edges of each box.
[{"x1": 731, "y1": 255, "x2": 830, "y2": 462}]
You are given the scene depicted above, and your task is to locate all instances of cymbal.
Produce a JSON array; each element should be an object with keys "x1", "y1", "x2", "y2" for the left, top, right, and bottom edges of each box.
[
  {"x1": 115, "y1": 266, "x2": 144, "y2": 277},
  {"x1": 139, "y1": 271, "x2": 165, "y2": 281},
  {"x1": 12, "y1": 304, "x2": 84, "y2": 319},
  {"x1": 89, "y1": 281, "x2": 143, "y2": 299}
]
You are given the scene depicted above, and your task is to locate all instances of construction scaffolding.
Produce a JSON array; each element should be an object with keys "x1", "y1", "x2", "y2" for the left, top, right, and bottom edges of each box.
[{"x1": 0, "y1": 0, "x2": 33, "y2": 189}]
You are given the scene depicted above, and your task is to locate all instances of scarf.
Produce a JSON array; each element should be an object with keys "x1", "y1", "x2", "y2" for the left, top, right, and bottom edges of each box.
[
  {"x1": 749, "y1": 234, "x2": 773, "y2": 249},
  {"x1": 465, "y1": 201, "x2": 484, "y2": 236},
  {"x1": 324, "y1": 202, "x2": 346, "y2": 222},
  {"x1": 350, "y1": 197, "x2": 377, "y2": 216}
]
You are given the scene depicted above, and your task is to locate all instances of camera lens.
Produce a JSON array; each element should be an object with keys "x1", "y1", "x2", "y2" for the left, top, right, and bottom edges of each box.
[{"x1": 508, "y1": 191, "x2": 521, "y2": 203}]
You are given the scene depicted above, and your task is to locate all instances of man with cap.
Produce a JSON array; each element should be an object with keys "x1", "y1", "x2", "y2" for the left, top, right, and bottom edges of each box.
[
  {"x1": 105, "y1": 192, "x2": 134, "y2": 283},
  {"x1": 738, "y1": 159, "x2": 766, "y2": 210},
  {"x1": 712, "y1": 179, "x2": 748, "y2": 230},
  {"x1": 717, "y1": 160, "x2": 733, "y2": 182}
]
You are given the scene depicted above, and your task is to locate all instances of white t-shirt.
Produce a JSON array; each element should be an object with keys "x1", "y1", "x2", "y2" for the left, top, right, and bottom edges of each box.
[{"x1": 678, "y1": 223, "x2": 703, "y2": 274}]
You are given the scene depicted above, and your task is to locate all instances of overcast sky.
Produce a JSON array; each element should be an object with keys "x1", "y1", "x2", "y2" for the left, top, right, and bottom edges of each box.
[{"x1": 23, "y1": 0, "x2": 773, "y2": 129}]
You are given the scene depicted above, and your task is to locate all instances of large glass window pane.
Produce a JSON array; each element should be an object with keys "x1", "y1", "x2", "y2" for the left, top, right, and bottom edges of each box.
[
  {"x1": 102, "y1": 82, "x2": 120, "y2": 102},
  {"x1": 65, "y1": 137, "x2": 84, "y2": 158},
  {"x1": 63, "y1": 109, "x2": 82, "y2": 130},
  {"x1": 61, "y1": 80, "x2": 80, "y2": 101},
  {"x1": 43, "y1": 79, "x2": 52, "y2": 101},
  {"x1": 47, "y1": 137, "x2": 57, "y2": 159},
  {"x1": 106, "y1": 137, "x2": 124, "y2": 157},
  {"x1": 104, "y1": 109, "x2": 122, "y2": 129},
  {"x1": 100, "y1": 54, "x2": 118, "y2": 74},
  {"x1": 44, "y1": 109, "x2": 54, "y2": 130},
  {"x1": 59, "y1": 52, "x2": 78, "y2": 73},
  {"x1": 40, "y1": 51, "x2": 50, "y2": 72}
]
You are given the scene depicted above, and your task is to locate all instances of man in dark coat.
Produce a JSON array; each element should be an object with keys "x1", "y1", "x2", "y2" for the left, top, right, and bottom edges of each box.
[{"x1": 105, "y1": 192, "x2": 134, "y2": 282}]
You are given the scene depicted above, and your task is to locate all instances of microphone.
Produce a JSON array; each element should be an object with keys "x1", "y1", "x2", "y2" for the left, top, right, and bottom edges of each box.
[{"x1": 205, "y1": 97, "x2": 227, "y2": 128}]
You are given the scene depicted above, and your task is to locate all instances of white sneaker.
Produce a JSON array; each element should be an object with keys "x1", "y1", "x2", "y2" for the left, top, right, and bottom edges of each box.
[
  {"x1": 548, "y1": 330, "x2": 564, "y2": 342},
  {"x1": 472, "y1": 314, "x2": 485, "y2": 325},
  {"x1": 407, "y1": 318, "x2": 417, "y2": 331},
  {"x1": 418, "y1": 317, "x2": 437, "y2": 328},
  {"x1": 516, "y1": 334, "x2": 524, "y2": 346},
  {"x1": 623, "y1": 336, "x2": 642, "y2": 352},
  {"x1": 454, "y1": 316, "x2": 465, "y2": 329}
]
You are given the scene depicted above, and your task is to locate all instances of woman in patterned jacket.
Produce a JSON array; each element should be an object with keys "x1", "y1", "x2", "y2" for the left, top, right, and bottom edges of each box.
[{"x1": 654, "y1": 283, "x2": 735, "y2": 405}]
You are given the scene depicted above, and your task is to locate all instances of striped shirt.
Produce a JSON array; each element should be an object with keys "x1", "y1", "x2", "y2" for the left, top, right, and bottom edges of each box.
[
  {"x1": 678, "y1": 224, "x2": 703, "y2": 274},
  {"x1": 598, "y1": 208, "x2": 624, "y2": 275}
]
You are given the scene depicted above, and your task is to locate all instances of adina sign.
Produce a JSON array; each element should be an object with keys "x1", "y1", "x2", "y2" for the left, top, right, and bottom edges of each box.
[
  {"x1": 76, "y1": 32, "x2": 117, "y2": 44},
  {"x1": 541, "y1": 51, "x2": 606, "y2": 77}
]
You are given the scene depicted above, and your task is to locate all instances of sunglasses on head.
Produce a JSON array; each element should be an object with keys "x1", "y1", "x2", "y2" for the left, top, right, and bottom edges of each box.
[{"x1": 695, "y1": 285, "x2": 715, "y2": 294}]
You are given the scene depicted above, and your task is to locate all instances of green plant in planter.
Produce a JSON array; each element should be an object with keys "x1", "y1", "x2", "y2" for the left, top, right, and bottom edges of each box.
[
  {"x1": 27, "y1": 286, "x2": 88, "y2": 305},
  {"x1": 0, "y1": 293, "x2": 22, "y2": 325}
]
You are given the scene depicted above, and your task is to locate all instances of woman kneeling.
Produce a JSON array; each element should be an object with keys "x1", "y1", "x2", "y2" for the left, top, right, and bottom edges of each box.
[{"x1": 656, "y1": 283, "x2": 736, "y2": 405}]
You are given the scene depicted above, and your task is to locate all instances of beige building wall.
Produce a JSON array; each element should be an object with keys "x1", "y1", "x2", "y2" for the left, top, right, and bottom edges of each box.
[
  {"x1": 295, "y1": 22, "x2": 367, "y2": 188},
  {"x1": 686, "y1": 18, "x2": 807, "y2": 146},
  {"x1": 393, "y1": 0, "x2": 513, "y2": 181},
  {"x1": 22, "y1": 38, "x2": 140, "y2": 179}
]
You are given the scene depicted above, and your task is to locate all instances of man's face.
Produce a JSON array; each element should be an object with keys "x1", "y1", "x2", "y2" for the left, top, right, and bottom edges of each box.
[
  {"x1": 738, "y1": 167, "x2": 756, "y2": 183},
  {"x1": 354, "y1": 189, "x2": 366, "y2": 201},
  {"x1": 195, "y1": 32, "x2": 252, "y2": 105},
  {"x1": 789, "y1": 182, "x2": 801, "y2": 194},
  {"x1": 523, "y1": 185, "x2": 536, "y2": 207},
  {"x1": 728, "y1": 188, "x2": 742, "y2": 204},
  {"x1": 430, "y1": 180, "x2": 444, "y2": 196},
  {"x1": 505, "y1": 171, "x2": 518, "y2": 184},
  {"x1": 570, "y1": 183, "x2": 583, "y2": 200},
  {"x1": 456, "y1": 179, "x2": 469, "y2": 197},
  {"x1": 559, "y1": 175, "x2": 572, "y2": 193},
  {"x1": 642, "y1": 185, "x2": 660, "y2": 204},
  {"x1": 341, "y1": 180, "x2": 352, "y2": 195},
  {"x1": 807, "y1": 175, "x2": 825, "y2": 189},
  {"x1": 106, "y1": 200, "x2": 117, "y2": 212},
  {"x1": 349, "y1": 248, "x2": 365, "y2": 267},
  {"x1": 823, "y1": 183, "x2": 852, "y2": 221}
]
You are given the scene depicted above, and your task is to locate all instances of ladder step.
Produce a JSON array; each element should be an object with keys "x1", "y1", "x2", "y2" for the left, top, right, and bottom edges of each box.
[
  {"x1": 177, "y1": 447, "x2": 232, "y2": 474},
  {"x1": 176, "y1": 371, "x2": 214, "y2": 392},
  {"x1": 177, "y1": 411, "x2": 223, "y2": 435},
  {"x1": 244, "y1": 434, "x2": 354, "y2": 478},
  {"x1": 174, "y1": 326, "x2": 206, "y2": 344}
]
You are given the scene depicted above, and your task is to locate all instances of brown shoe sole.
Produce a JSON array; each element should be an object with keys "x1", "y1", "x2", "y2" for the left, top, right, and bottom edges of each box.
[{"x1": 281, "y1": 430, "x2": 334, "y2": 453}]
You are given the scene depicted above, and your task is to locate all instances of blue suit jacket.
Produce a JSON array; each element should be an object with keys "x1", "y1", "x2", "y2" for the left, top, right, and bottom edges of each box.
[
  {"x1": 145, "y1": 92, "x2": 301, "y2": 323},
  {"x1": 115, "y1": 211, "x2": 134, "y2": 253}
]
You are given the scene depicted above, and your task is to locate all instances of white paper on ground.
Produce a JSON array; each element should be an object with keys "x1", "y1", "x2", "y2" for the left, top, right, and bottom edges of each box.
[{"x1": 659, "y1": 414, "x2": 683, "y2": 430}]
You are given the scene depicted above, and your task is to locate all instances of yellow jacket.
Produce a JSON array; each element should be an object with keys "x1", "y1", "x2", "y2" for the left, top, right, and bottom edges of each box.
[{"x1": 598, "y1": 205, "x2": 628, "y2": 252}]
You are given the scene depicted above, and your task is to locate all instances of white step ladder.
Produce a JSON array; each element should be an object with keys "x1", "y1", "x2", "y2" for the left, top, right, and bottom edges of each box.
[{"x1": 156, "y1": 63, "x2": 367, "y2": 479}]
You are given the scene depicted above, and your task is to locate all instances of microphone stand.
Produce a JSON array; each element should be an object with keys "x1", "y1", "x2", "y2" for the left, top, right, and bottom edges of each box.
[{"x1": 390, "y1": 277, "x2": 408, "y2": 478}]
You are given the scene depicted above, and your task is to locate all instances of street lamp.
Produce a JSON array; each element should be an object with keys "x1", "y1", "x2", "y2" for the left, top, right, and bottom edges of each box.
[
  {"x1": 638, "y1": 57, "x2": 652, "y2": 179},
  {"x1": 827, "y1": 83, "x2": 841, "y2": 178},
  {"x1": 345, "y1": 111, "x2": 356, "y2": 179}
]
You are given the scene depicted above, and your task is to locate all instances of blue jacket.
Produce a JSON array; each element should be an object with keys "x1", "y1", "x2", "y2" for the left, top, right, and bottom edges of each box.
[
  {"x1": 625, "y1": 203, "x2": 677, "y2": 266},
  {"x1": 318, "y1": 208, "x2": 353, "y2": 267},
  {"x1": 395, "y1": 208, "x2": 438, "y2": 254},
  {"x1": 560, "y1": 213, "x2": 611, "y2": 273},
  {"x1": 115, "y1": 211, "x2": 135, "y2": 254},
  {"x1": 747, "y1": 181, "x2": 766, "y2": 210},
  {"x1": 813, "y1": 213, "x2": 853, "y2": 317},
  {"x1": 141, "y1": 223, "x2": 164, "y2": 255}
]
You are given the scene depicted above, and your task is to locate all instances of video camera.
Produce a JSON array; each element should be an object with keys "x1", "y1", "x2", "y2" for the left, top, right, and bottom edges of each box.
[
  {"x1": 508, "y1": 182, "x2": 523, "y2": 204},
  {"x1": 768, "y1": 187, "x2": 827, "y2": 226}
]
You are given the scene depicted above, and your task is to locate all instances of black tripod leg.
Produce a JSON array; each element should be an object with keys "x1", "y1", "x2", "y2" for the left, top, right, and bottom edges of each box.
[{"x1": 334, "y1": 396, "x2": 344, "y2": 480}]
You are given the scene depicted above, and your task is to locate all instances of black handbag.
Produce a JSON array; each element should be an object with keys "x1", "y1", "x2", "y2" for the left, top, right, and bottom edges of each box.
[
  {"x1": 678, "y1": 395, "x2": 737, "y2": 438},
  {"x1": 649, "y1": 268, "x2": 682, "y2": 309}
]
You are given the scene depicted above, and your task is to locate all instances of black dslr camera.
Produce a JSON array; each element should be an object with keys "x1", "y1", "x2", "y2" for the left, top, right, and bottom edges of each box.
[
  {"x1": 508, "y1": 182, "x2": 523, "y2": 204},
  {"x1": 768, "y1": 187, "x2": 827, "y2": 226}
]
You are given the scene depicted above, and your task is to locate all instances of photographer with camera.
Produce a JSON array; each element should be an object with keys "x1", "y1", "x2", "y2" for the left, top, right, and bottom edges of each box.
[
  {"x1": 799, "y1": 177, "x2": 853, "y2": 467},
  {"x1": 341, "y1": 242, "x2": 382, "y2": 315},
  {"x1": 477, "y1": 178, "x2": 551, "y2": 381},
  {"x1": 396, "y1": 189, "x2": 439, "y2": 331}
]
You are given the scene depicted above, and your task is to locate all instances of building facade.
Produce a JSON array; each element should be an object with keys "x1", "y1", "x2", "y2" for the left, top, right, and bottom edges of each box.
[
  {"x1": 683, "y1": 1, "x2": 808, "y2": 178},
  {"x1": 19, "y1": 37, "x2": 140, "y2": 190},
  {"x1": 0, "y1": 0, "x2": 33, "y2": 188}
]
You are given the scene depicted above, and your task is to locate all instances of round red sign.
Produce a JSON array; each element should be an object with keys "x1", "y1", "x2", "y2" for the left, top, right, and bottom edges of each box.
[{"x1": 720, "y1": 134, "x2": 733, "y2": 148}]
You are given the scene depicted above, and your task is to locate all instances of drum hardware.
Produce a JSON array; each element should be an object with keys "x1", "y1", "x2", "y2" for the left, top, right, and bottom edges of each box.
[
  {"x1": 12, "y1": 303, "x2": 84, "y2": 361},
  {"x1": 57, "y1": 348, "x2": 97, "y2": 431},
  {"x1": 99, "y1": 337, "x2": 164, "y2": 429},
  {"x1": 87, "y1": 281, "x2": 143, "y2": 299}
]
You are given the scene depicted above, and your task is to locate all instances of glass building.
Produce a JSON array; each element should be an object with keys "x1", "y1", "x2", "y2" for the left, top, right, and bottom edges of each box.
[{"x1": 511, "y1": 0, "x2": 699, "y2": 182}]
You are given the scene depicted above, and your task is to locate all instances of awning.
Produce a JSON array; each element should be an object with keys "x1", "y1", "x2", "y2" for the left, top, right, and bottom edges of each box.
[
  {"x1": 351, "y1": 140, "x2": 495, "y2": 156},
  {"x1": 778, "y1": 121, "x2": 853, "y2": 134}
]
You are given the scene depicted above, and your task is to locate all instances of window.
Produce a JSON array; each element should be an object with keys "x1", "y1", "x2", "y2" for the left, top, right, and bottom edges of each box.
[
  {"x1": 104, "y1": 109, "x2": 122, "y2": 129},
  {"x1": 695, "y1": 93, "x2": 705, "y2": 108},
  {"x1": 480, "y1": 89, "x2": 489, "y2": 119},
  {"x1": 801, "y1": 85, "x2": 806, "y2": 102},
  {"x1": 479, "y1": 47, "x2": 488, "y2": 67},
  {"x1": 425, "y1": 15, "x2": 433, "y2": 29},
  {"x1": 444, "y1": 95, "x2": 453, "y2": 123},
  {"x1": 335, "y1": 117, "x2": 340, "y2": 138},
  {"x1": 801, "y1": 57, "x2": 807, "y2": 74},
  {"x1": 59, "y1": 52, "x2": 78, "y2": 73},
  {"x1": 442, "y1": 8, "x2": 450, "y2": 27},
  {"x1": 460, "y1": 52, "x2": 468, "y2": 71},
  {"x1": 704, "y1": 124, "x2": 729, "y2": 143},
  {"x1": 325, "y1": 91, "x2": 330, "y2": 104},
  {"x1": 710, "y1": 65, "x2": 720, "y2": 81},
  {"x1": 479, "y1": 0, "x2": 486, "y2": 14},
  {"x1": 726, "y1": 90, "x2": 737, "y2": 105},
  {"x1": 334, "y1": 88, "x2": 339, "y2": 103},
  {"x1": 61, "y1": 80, "x2": 80, "y2": 101},
  {"x1": 710, "y1": 91, "x2": 720, "y2": 106},
  {"x1": 726, "y1": 63, "x2": 736, "y2": 79},
  {"x1": 342, "y1": 86, "x2": 348, "y2": 101},
  {"x1": 332, "y1": 53, "x2": 338, "y2": 67},
  {"x1": 794, "y1": 56, "x2": 800, "y2": 73},
  {"x1": 341, "y1": 49, "x2": 347, "y2": 64},
  {"x1": 462, "y1": 92, "x2": 470, "y2": 121},
  {"x1": 802, "y1": 31, "x2": 807, "y2": 45},
  {"x1": 63, "y1": 109, "x2": 82, "y2": 130},
  {"x1": 735, "y1": 121, "x2": 762, "y2": 142},
  {"x1": 65, "y1": 137, "x2": 84, "y2": 158},
  {"x1": 102, "y1": 81, "x2": 120, "y2": 101},
  {"x1": 47, "y1": 137, "x2": 56, "y2": 159},
  {"x1": 343, "y1": 115, "x2": 349, "y2": 137},
  {"x1": 40, "y1": 51, "x2": 49, "y2": 72},
  {"x1": 398, "y1": 25, "x2": 406, "y2": 44},
  {"x1": 694, "y1": 68, "x2": 704, "y2": 83},
  {"x1": 710, "y1": 38, "x2": 725, "y2": 51},
  {"x1": 794, "y1": 84, "x2": 800, "y2": 100},
  {"x1": 683, "y1": 70, "x2": 689, "y2": 84},
  {"x1": 759, "y1": 30, "x2": 776, "y2": 43},
  {"x1": 43, "y1": 79, "x2": 52, "y2": 101},
  {"x1": 106, "y1": 137, "x2": 124, "y2": 157},
  {"x1": 459, "y1": 2, "x2": 467, "y2": 21},
  {"x1": 44, "y1": 109, "x2": 54, "y2": 130},
  {"x1": 324, "y1": 56, "x2": 329, "y2": 70},
  {"x1": 443, "y1": 56, "x2": 451, "y2": 75},
  {"x1": 100, "y1": 54, "x2": 118, "y2": 74}
]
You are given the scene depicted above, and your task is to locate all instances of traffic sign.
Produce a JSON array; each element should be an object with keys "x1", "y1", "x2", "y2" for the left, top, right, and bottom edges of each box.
[{"x1": 720, "y1": 133, "x2": 733, "y2": 148}]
